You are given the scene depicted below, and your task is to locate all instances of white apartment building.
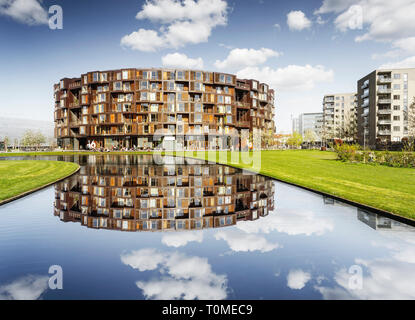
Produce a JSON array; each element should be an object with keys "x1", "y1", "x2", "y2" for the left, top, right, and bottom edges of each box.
[
  {"x1": 357, "y1": 68, "x2": 415, "y2": 147},
  {"x1": 297, "y1": 112, "x2": 324, "y2": 141},
  {"x1": 322, "y1": 93, "x2": 357, "y2": 141}
]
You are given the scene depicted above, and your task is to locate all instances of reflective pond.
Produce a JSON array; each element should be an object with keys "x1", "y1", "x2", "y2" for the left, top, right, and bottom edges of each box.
[{"x1": 0, "y1": 154, "x2": 414, "y2": 300}]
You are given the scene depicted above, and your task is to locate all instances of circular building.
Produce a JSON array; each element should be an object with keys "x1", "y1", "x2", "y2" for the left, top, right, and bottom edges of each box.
[{"x1": 54, "y1": 69, "x2": 275, "y2": 151}]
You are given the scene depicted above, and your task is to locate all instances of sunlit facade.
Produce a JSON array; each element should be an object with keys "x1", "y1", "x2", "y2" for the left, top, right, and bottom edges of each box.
[{"x1": 54, "y1": 69, "x2": 276, "y2": 150}]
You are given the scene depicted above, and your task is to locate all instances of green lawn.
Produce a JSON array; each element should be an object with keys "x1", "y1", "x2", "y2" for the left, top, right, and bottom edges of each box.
[
  {"x1": 177, "y1": 150, "x2": 415, "y2": 220},
  {"x1": 0, "y1": 160, "x2": 79, "y2": 203}
]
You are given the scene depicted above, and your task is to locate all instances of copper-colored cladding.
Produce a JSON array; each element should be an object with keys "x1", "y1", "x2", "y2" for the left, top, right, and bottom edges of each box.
[
  {"x1": 54, "y1": 69, "x2": 275, "y2": 150},
  {"x1": 53, "y1": 156, "x2": 275, "y2": 232}
]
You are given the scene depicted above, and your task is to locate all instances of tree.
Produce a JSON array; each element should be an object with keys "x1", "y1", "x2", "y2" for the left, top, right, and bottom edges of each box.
[
  {"x1": 303, "y1": 129, "x2": 317, "y2": 149},
  {"x1": 287, "y1": 131, "x2": 303, "y2": 149},
  {"x1": 20, "y1": 130, "x2": 46, "y2": 150},
  {"x1": 3, "y1": 136, "x2": 9, "y2": 152}
]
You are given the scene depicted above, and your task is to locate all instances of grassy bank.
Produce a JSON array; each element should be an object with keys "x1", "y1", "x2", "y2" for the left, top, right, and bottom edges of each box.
[
  {"x1": 177, "y1": 150, "x2": 415, "y2": 220},
  {"x1": 0, "y1": 160, "x2": 79, "y2": 203}
]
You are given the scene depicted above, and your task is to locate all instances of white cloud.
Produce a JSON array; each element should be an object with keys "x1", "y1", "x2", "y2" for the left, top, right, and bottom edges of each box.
[
  {"x1": 162, "y1": 52, "x2": 204, "y2": 69},
  {"x1": 214, "y1": 48, "x2": 281, "y2": 70},
  {"x1": 287, "y1": 269, "x2": 311, "y2": 290},
  {"x1": 235, "y1": 209, "x2": 334, "y2": 236},
  {"x1": 315, "y1": 0, "x2": 359, "y2": 14},
  {"x1": 379, "y1": 56, "x2": 415, "y2": 69},
  {"x1": 286, "y1": 10, "x2": 312, "y2": 31},
  {"x1": 0, "y1": 0, "x2": 48, "y2": 25},
  {"x1": 316, "y1": 227, "x2": 415, "y2": 300},
  {"x1": 237, "y1": 65, "x2": 334, "y2": 92},
  {"x1": 121, "y1": 249, "x2": 228, "y2": 300},
  {"x1": 121, "y1": 0, "x2": 228, "y2": 52},
  {"x1": 214, "y1": 229, "x2": 281, "y2": 253},
  {"x1": 274, "y1": 23, "x2": 281, "y2": 30},
  {"x1": 318, "y1": 0, "x2": 415, "y2": 43},
  {"x1": 0, "y1": 275, "x2": 48, "y2": 300},
  {"x1": 161, "y1": 230, "x2": 204, "y2": 247},
  {"x1": 121, "y1": 29, "x2": 165, "y2": 52}
]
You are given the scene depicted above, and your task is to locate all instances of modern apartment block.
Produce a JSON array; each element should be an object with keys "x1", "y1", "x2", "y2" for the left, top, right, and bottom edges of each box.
[
  {"x1": 322, "y1": 93, "x2": 357, "y2": 141},
  {"x1": 53, "y1": 155, "x2": 275, "y2": 232},
  {"x1": 296, "y1": 112, "x2": 324, "y2": 141},
  {"x1": 357, "y1": 68, "x2": 415, "y2": 147},
  {"x1": 291, "y1": 116, "x2": 300, "y2": 134},
  {"x1": 54, "y1": 69, "x2": 275, "y2": 151}
]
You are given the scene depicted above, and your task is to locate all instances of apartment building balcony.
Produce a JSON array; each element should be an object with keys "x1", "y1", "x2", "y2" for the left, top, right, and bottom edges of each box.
[
  {"x1": 378, "y1": 129, "x2": 391, "y2": 135},
  {"x1": 236, "y1": 101, "x2": 250, "y2": 108},
  {"x1": 377, "y1": 88, "x2": 391, "y2": 94},
  {"x1": 378, "y1": 98, "x2": 392, "y2": 104},
  {"x1": 237, "y1": 121, "x2": 250, "y2": 128},
  {"x1": 377, "y1": 77, "x2": 392, "y2": 84},
  {"x1": 377, "y1": 119, "x2": 392, "y2": 125},
  {"x1": 377, "y1": 109, "x2": 392, "y2": 115},
  {"x1": 361, "y1": 90, "x2": 369, "y2": 99},
  {"x1": 361, "y1": 80, "x2": 369, "y2": 89}
]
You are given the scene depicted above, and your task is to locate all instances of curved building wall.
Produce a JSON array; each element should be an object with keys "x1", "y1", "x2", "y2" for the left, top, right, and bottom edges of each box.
[
  {"x1": 53, "y1": 156, "x2": 275, "y2": 232},
  {"x1": 54, "y1": 69, "x2": 275, "y2": 150}
]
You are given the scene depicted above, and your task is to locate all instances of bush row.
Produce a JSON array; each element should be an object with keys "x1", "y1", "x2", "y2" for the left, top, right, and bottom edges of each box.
[{"x1": 333, "y1": 143, "x2": 415, "y2": 168}]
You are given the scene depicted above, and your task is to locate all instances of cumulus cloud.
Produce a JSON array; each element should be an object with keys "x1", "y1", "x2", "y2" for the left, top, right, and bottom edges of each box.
[
  {"x1": 235, "y1": 209, "x2": 334, "y2": 236},
  {"x1": 379, "y1": 56, "x2": 415, "y2": 69},
  {"x1": 316, "y1": 227, "x2": 415, "y2": 300},
  {"x1": 214, "y1": 229, "x2": 281, "y2": 253},
  {"x1": 121, "y1": 249, "x2": 228, "y2": 300},
  {"x1": 161, "y1": 53, "x2": 204, "y2": 69},
  {"x1": 237, "y1": 65, "x2": 334, "y2": 92},
  {"x1": 0, "y1": 275, "x2": 49, "y2": 300},
  {"x1": 0, "y1": 0, "x2": 48, "y2": 25},
  {"x1": 214, "y1": 48, "x2": 281, "y2": 70},
  {"x1": 121, "y1": 0, "x2": 228, "y2": 52},
  {"x1": 315, "y1": 0, "x2": 358, "y2": 14},
  {"x1": 161, "y1": 230, "x2": 204, "y2": 247},
  {"x1": 317, "y1": 0, "x2": 415, "y2": 43},
  {"x1": 287, "y1": 269, "x2": 311, "y2": 290},
  {"x1": 286, "y1": 10, "x2": 312, "y2": 31}
]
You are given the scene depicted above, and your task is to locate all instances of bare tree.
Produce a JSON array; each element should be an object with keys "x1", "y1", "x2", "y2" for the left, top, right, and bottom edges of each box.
[{"x1": 304, "y1": 129, "x2": 317, "y2": 149}]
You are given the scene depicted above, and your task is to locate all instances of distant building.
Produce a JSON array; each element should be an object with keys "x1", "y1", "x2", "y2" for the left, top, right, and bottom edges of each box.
[
  {"x1": 298, "y1": 112, "x2": 324, "y2": 141},
  {"x1": 322, "y1": 93, "x2": 357, "y2": 141},
  {"x1": 292, "y1": 117, "x2": 300, "y2": 134},
  {"x1": 357, "y1": 68, "x2": 415, "y2": 147}
]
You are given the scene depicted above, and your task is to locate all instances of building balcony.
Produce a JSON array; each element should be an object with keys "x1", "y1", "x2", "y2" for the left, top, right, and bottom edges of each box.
[
  {"x1": 377, "y1": 119, "x2": 391, "y2": 125},
  {"x1": 377, "y1": 77, "x2": 392, "y2": 84},
  {"x1": 378, "y1": 99, "x2": 392, "y2": 104},
  {"x1": 377, "y1": 109, "x2": 392, "y2": 115},
  {"x1": 377, "y1": 88, "x2": 391, "y2": 94},
  {"x1": 378, "y1": 130, "x2": 391, "y2": 135}
]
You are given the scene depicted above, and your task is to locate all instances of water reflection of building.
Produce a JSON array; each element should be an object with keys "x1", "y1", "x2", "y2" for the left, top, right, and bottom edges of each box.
[
  {"x1": 54, "y1": 156, "x2": 274, "y2": 232},
  {"x1": 357, "y1": 209, "x2": 413, "y2": 231}
]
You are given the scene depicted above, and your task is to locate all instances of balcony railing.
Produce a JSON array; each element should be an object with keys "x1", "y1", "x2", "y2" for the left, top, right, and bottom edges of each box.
[
  {"x1": 378, "y1": 109, "x2": 392, "y2": 115},
  {"x1": 377, "y1": 88, "x2": 391, "y2": 94},
  {"x1": 377, "y1": 77, "x2": 392, "y2": 83},
  {"x1": 378, "y1": 99, "x2": 391, "y2": 104},
  {"x1": 377, "y1": 119, "x2": 391, "y2": 125},
  {"x1": 378, "y1": 130, "x2": 391, "y2": 135}
]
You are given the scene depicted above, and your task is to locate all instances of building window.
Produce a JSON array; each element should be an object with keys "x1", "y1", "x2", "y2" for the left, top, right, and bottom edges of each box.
[
  {"x1": 393, "y1": 126, "x2": 400, "y2": 132},
  {"x1": 393, "y1": 73, "x2": 401, "y2": 79}
]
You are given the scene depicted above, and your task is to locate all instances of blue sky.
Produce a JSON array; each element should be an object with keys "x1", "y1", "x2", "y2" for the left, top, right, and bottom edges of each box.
[{"x1": 1, "y1": 0, "x2": 414, "y2": 132}]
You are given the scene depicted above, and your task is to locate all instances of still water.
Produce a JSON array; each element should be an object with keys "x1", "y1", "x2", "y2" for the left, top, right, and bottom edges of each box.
[{"x1": 0, "y1": 154, "x2": 414, "y2": 300}]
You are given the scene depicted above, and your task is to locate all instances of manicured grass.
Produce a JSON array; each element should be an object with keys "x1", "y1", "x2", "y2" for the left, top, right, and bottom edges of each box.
[
  {"x1": 0, "y1": 160, "x2": 79, "y2": 203},
  {"x1": 177, "y1": 150, "x2": 415, "y2": 220}
]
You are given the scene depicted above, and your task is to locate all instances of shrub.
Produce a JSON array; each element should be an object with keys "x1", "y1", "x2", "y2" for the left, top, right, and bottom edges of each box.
[{"x1": 333, "y1": 143, "x2": 361, "y2": 162}]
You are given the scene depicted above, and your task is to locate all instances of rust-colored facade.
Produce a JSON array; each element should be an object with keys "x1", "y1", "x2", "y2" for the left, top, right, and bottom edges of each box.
[
  {"x1": 54, "y1": 69, "x2": 275, "y2": 150},
  {"x1": 53, "y1": 155, "x2": 275, "y2": 231}
]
